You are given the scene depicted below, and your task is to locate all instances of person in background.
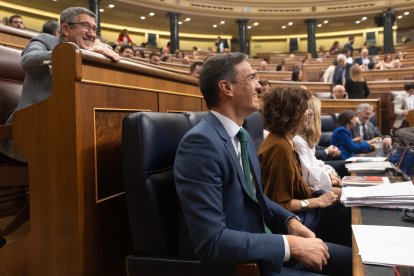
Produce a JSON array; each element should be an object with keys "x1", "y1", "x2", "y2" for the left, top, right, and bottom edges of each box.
[
  {"x1": 331, "y1": 85, "x2": 348, "y2": 99},
  {"x1": 182, "y1": 56, "x2": 191, "y2": 65},
  {"x1": 189, "y1": 61, "x2": 203, "y2": 79},
  {"x1": 331, "y1": 110, "x2": 377, "y2": 160},
  {"x1": 293, "y1": 96, "x2": 342, "y2": 194},
  {"x1": 119, "y1": 45, "x2": 134, "y2": 58},
  {"x1": 258, "y1": 79, "x2": 271, "y2": 95},
  {"x1": 41, "y1": 20, "x2": 60, "y2": 37},
  {"x1": 343, "y1": 35, "x2": 355, "y2": 56},
  {"x1": 381, "y1": 54, "x2": 394, "y2": 70},
  {"x1": 192, "y1": 46, "x2": 200, "y2": 59},
  {"x1": 160, "y1": 54, "x2": 172, "y2": 62},
  {"x1": 291, "y1": 66, "x2": 302, "y2": 81},
  {"x1": 112, "y1": 44, "x2": 121, "y2": 53},
  {"x1": 0, "y1": 7, "x2": 120, "y2": 162},
  {"x1": 2, "y1": 16, "x2": 9, "y2": 25},
  {"x1": 259, "y1": 60, "x2": 268, "y2": 71},
  {"x1": 175, "y1": 49, "x2": 185, "y2": 59},
  {"x1": 354, "y1": 48, "x2": 371, "y2": 70},
  {"x1": 259, "y1": 86, "x2": 351, "y2": 247},
  {"x1": 393, "y1": 82, "x2": 414, "y2": 129},
  {"x1": 116, "y1": 29, "x2": 133, "y2": 45},
  {"x1": 148, "y1": 52, "x2": 161, "y2": 65},
  {"x1": 322, "y1": 59, "x2": 338, "y2": 83},
  {"x1": 174, "y1": 52, "x2": 351, "y2": 275},
  {"x1": 351, "y1": 104, "x2": 392, "y2": 148},
  {"x1": 329, "y1": 41, "x2": 340, "y2": 56},
  {"x1": 332, "y1": 54, "x2": 351, "y2": 86},
  {"x1": 345, "y1": 64, "x2": 370, "y2": 99},
  {"x1": 9, "y1": 15, "x2": 24, "y2": 29}
]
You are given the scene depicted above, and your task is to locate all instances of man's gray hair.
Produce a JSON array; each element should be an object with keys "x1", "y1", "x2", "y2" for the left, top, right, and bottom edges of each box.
[
  {"x1": 356, "y1": 103, "x2": 373, "y2": 113},
  {"x1": 60, "y1": 7, "x2": 95, "y2": 32},
  {"x1": 337, "y1": 54, "x2": 346, "y2": 61}
]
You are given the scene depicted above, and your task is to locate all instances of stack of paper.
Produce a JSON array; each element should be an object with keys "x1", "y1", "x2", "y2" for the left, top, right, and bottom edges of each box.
[
  {"x1": 345, "y1": 161, "x2": 393, "y2": 173},
  {"x1": 341, "y1": 181, "x2": 414, "y2": 208},
  {"x1": 342, "y1": 176, "x2": 390, "y2": 187},
  {"x1": 346, "y1": 156, "x2": 387, "y2": 162},
  {"x1": 352, "y1": 225, "x2": 414, "y2": 267}
]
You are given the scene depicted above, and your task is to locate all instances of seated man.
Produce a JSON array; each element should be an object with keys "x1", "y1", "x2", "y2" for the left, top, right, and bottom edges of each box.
[
  {"x1": 174, "y1": 52, "x2": 351, "y2": 275},
  {"x1": 189, "y1": 61, "x2": 203, "y2": 79},
  {"x1": 393, "y1": 82, "x2": 414, "y2": 130},
  {"x1": 119, "y1": 45, "x2": 134, "y2": 58},
  {"x1": 0, "y1": 7, "x2": 120, "y2": 162},
  {"x1": 331, "y1": 85, "x2": 348, "y2": 99},
  {"x1": 148, "y1": 52, "x2": 161, "y2": 65},
  {"x1": 351, "y1": 104, "x2": 392, "y2": 148},
  {"x1": 8, "y1": 14, "x2": 25, "y2": 29}
]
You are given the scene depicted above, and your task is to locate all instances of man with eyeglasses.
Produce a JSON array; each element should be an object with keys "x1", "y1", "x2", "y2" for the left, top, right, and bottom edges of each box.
[
  {"x1": 0, "y1": 7, "x2": 120, "y2": 162},
  {"x1": 174, "y1": 52, "x2": 351, "y2": 275}
]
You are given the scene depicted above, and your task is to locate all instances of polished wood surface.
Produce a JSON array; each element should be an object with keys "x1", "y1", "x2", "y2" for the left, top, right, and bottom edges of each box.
[
  {"x1": 0, "y1": 43, "x2": 203, "y2": 276},
  {"x1": 406, "y1": 110, "x2": 414, "y2": 127},
  {"x1": 0, "y1": 25, "x2": 37, "y2": 49}
]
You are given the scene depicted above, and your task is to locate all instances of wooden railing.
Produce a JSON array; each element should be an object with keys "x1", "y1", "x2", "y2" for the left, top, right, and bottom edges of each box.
[{"x1": 0, "y1": 42, "x2": 205, "y2": 276}]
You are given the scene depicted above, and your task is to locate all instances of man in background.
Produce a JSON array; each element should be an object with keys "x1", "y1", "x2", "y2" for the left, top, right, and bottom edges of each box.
[
  {"x1": 189, "y1": 61, "x2": 203, "y2": 79},
  {"x1": 331, "y1": 85, "x2": 348, "y2": 99},
  {"x1": 149, "y1": 52, "x2": 161, "y2": 65},
  {"x1": 9, "y1": 15, "x2": 24, "y2": 29},
  {"x1": 119, "y1": 45, "x2": 134, "y2": 58}
]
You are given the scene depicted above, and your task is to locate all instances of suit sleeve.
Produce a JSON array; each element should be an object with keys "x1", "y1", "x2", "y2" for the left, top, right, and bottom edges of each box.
[
  {"x1": 21, "y1": 37, "x2": 53, "y2": 71},
  {"x1": 394, "y1": 95, "x2": 405, "y2": 116},
  {"x1": 175, "y1": 132, "x2": 287, "y2": 272},
  {"x1": 334, "y1": 128, "x2": 371, "y2": 154}
]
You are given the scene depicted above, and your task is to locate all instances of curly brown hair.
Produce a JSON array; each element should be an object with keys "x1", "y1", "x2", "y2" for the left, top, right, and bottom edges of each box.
[{"x1": 262, "y1": 86, "x2": 311, "y2": 136}]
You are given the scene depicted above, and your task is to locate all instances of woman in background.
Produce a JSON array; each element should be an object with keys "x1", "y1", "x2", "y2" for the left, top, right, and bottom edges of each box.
[
  {"x1": 116, "y1": 29, "x2": 133, "y2": 45},
  {"x1": 345, "y1": 64, "x2": 370, "y2": 98},
  {"x1": 331, "y1": 110, "x2": 377, "y2": 160}
]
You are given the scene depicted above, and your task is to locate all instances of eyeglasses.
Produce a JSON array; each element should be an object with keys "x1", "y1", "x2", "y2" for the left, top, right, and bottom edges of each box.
[{"x1": 68, "y1": 22, "x2": 97, "y2": 33}]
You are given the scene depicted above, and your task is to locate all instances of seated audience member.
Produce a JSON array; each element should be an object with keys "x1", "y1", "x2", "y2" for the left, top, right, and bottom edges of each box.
[
  {"x1": 354, "y1": 48, "x2": 371, "y2": 70},
  {"x1": 331, "y1": 85, "x2": 348, "y2": 99},
  {"x1": 322, "y1": 59, "x2": 338, "y2": 83},
  {"x1": 276, "y1": 64, "x2": 284, "y2": 71},
  {"x1": 119, "y1": 45, "x2": 134, "y2": 58},
  {"x1": 116, "y1": 29, "x2": 133, "y2": 45},
  {"x1": 0, "y1": 7, "x2": 120, "y2": 162},
  {"x1": 192, "y1": 46, "x2": 200, "y2": 59},
  {"x1": 189, "y1": 61, "x2": 203, "y2": 79},
  {"x1": 381, "y1": 54, "x2": 394, "y2": 70},
  {"x1": 393, "y1": 58, "x2": 402, "y2": 69},
  {"x1": 329, "y1": 41, "x2": 340, "y2": 56},
  {"x1": 351, "y1": 104, "x2": 392, "y2": 147},
  {"x1": 160, "y1": 54, "x2": 171, "y2": 62},
  {"x1": 293, "y1": 96, "x2": 342, "y2": 194},
  {"x1": 134, "y1": 48, "x2": 145, "y2": 58},
  {"x1": 343, "y1": 35, "x2": 355, "y2": 56},
  {"x1": 345, "y1": 64, "x2": 370, "y2": 99},
  {"x1": 148, "y1": 52, "x2": 161, "y2": 65},
  {"x1": 175, "y1": 49, "x2": 185, "y2": 59},
  {"x1": 258, "y1": 79, "x2": 271, "y2": 95},
  {"x1": 2, "y1": 16, "x2": 9, "y2": 25},
  {"x1": 258, "y1": 86, "x2": 351, "y2": 247},
  {"x1": 331, "y1": 110, "x2": 377, "y2": 160},
  {"x1": 112, "y1": 44, "x2": 121, "y2": 53},
  {"x1": 174, "y1": 52, "x2": 351, "y2": 275},
  {"x1": 291, "y1": 66, "x2": 302, "y2": 81},
  {"x1": 182, "y1": 56, "x2": 191, "y2": 65},
  {"x1": 367, "y1": 42, "x2": 380, "y2": 55},
  {"x1": 41, "y1": 20, "x2": 60, "y2": 37},
  {"x1": 259, "y1": 60, "x2": 268, "y2": 71},
  {"x1": 393, "y1": 82, "x2": 414, "y2": 129},
  {"x1": 372, "y1": 55, "x2": 382, "y2": 70},
  {"x1": 161, "y1": 46, "x2": 170, "y2": 56},
  {"x1": 9, "y1": 14, "x2": 24, "y2": 29},
  {"x1": 332, "y1": 54, "x2": 351, "y2": 86},
  {"x1": 343, "y1": 49, "x2": 353, "y2": 64}
]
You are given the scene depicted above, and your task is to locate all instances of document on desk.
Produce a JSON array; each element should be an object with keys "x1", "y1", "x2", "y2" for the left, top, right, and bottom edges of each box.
[
  {"x1": 346, "y1": 156, "x2": 387, "y2": 162},
  {"x1": 352, "y1": 225, "x2": 414, "y2": 267},
  {"x1": 345, "y1": 161, "x2": 393, "y2": 173},
  {"x1": 341, "y1": 181, "x2": 414, "y2": 208}
]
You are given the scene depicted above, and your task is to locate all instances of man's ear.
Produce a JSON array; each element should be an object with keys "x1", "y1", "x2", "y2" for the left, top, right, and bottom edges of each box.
[
  {"x1": 218, "y1": 79, "x2": 234, "y2": 97},
  {"x1": 60, "y1": 23, "x2": 69, "y2": 37}
]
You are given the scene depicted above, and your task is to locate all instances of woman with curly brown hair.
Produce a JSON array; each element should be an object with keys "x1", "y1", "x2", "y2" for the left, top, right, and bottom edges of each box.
[{"x1": 258, "y1": 86, "x2": 351, "y2": 246}]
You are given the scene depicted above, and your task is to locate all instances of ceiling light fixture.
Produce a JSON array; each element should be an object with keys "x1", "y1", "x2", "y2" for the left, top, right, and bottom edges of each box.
[
  {"x1": 100, "y1": 8, "x2": 104, "y2": 12},
  {"x1": 247, "y1": 26, "x2": 252, "y2": 29},
  {"x1": 108, "y1": 4, "x2": 115, "y2": 8},
  {"x1": 253, "y1": 22, "x2": 259, "y2": 26},
  {"x1": 184, "y1": 17, "x2": 191, "y2": 22},
  {"x1": 288, "y1": 22, "x2": 293, "y2": 26},
  {"x1": 213, "y1": 24, "x2": 217, "y2": 28},
  {"x1": 397, "y1": 15, "x2": 403, "y2": 19},
  {"x1": 178, "y1": 21, "x2": 183, "y2": 25},
  {"x1": 281, "y1": 26, "x2": 286, "y2": 29},
  {"x1": 317, "y1": 24, "x2": 322, "y2": 27},
  {"x1": 361, "y1": 16, "x2": 367, "y2": 21},
  {"x1": 404, "y1": 11, "x2": 410, "y2": 15},
  {"x1": 149, "y1": 12, "x2": 155, "y2": 16},
  {"x1": 323, "y1": 20, "x2": 329, "y2": 24},
  {"x1": 355, "y1": 20, "x2": 360, "y2": 24},
  {"x1": 140, "y1": 16, "x2": 146, "y2": 20},
  {"x1": 220, "y1": 21, "x2": 225, "y2": 24}
]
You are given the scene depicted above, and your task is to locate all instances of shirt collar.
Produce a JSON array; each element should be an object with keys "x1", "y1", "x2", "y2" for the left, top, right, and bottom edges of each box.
[{"x1": 210, "y1": 110, "x2": 241, "y2": 139}]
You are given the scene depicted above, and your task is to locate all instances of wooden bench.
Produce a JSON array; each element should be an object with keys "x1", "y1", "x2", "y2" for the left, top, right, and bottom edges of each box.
[
  {"x1": 0, "y1": 25, "x2": 37, "y2": 49},
  {"x1": 0, "y1": 42, "x2": 205, "y2": 276}
]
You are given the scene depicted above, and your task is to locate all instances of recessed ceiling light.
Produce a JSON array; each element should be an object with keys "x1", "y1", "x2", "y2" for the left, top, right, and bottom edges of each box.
[
  {"x1": 397, "y1": 15, "x2": 403, "y2": 19},
  {"x1": 317, "y1": 24, "x2": 322, "y2": 27},
  {"x1": 184, "y1": 17, "x2": 191, "y2": 22},
  {"x1": 178, "y1": 21, "x2": 183, "y2": 25},
  {"x1": 355, "y1": 20, "x2": 360, "y2": 24},
  {"x1": 404, "y1": 11, "x2": 410, "y2": 15},
  {"x1": 220, "y1": 21, "x2": 225, "y2": 24},
  {"x1": 52, "y1": 0, "x2": 58, "y2": 2},
  {"x1": 149, "y1": 12, "x2": 155, "y2": 16},
  {"x1": 323, "y1": 20, "x2": 329, "y2": 24},
  {"x1": 361, "y1": 16, "x2": 367, "y2": 21},
  {"x1": 140, "y1": 16, "x2": 146, "y2": 20},
  {"x1": 213, "y1": 24, "x2": 217, "y2": 28},
  {"x1": 281, "y1": 25, "x2": 286, "y2": 29},
  {"x1": 99, "y1": 8, "x2": 104, "y2": 12},
  {"x1": 253, "y1": 22, "x2": 259, "y2": 26},
  {"x1": 288, "y1": 22, "x2": 293, "y2": 26},
  {"x1": 247, "y1": 26, "x2": 252, "y2": 29},
  {"x1": 108, "y1": 4, "x2": 115, "y2": 8}
]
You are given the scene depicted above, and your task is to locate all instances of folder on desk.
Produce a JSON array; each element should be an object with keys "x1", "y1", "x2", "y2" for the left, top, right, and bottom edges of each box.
[{"x1": 345, "y1": 161, "x2": 393, "y2": 173}]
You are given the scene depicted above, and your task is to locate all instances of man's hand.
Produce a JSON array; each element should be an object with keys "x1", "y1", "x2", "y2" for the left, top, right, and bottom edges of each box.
[
  {"x1": 326, "y1": 145, "x2": 341, "y2": 157},
  {"x1": 382, "y1": 137, "x2": 392, "y2": 147},
  {"x1": 286, "y1": 235, "x2": 329, "y2": 271},
  {"x1": 287, "y1": 217, "x2": 315, "y2": 238},
  {"x1": 317, "y1": 191, "x2": 337, "y2": 208},
  {"x1": 92, "y1": 39, "x2": 120, "y2": 62}
]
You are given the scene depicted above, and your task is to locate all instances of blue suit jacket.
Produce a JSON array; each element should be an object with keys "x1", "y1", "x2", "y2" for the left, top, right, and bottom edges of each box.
[
  {"x1": 331, "y1": 126, "x2": 372, "y2": 160},
  {"x1": 332, "y1": 63, "x2": 351, "y2": 86},
  {"x1": 174, "y1": 112, "x2": 294, "y2": 273}
]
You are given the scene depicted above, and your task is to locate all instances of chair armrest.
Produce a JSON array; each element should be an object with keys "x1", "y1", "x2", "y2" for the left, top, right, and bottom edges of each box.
[{"x1": 126, "y1": 255, "x2": 260, "y2": 276}]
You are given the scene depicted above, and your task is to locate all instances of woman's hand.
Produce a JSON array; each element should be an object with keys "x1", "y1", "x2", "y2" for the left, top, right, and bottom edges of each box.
[
  {"x1": 317, "y1": 192, "x2": 337, "y2": 208},
  {"x1": 330, "y1": 173, "x2": 342, "y2": 187},
  {"x1": 326, "y1": 145, "x2": 341, "y2": 157},
  {"x1": 353, "y1": 136, "x2": 363, "y2": 143}
]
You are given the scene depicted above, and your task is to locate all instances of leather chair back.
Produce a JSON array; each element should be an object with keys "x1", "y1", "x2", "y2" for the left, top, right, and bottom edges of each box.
[
  {"x1": 319, "y1": 114, "x2": 336, "y2": 148},
  {"x1": 0, "y1": 46, "x2": 24, "y2": 124},
  {"x1": 242, "y1": 111, "x2": 264, "y2": 150}
]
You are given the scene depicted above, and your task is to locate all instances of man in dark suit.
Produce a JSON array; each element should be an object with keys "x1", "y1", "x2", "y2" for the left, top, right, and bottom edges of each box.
[
  {"x1": 0, "y1": 7, "x2": 119, "y2": 162},
  {"x1": 332, "y1": 54, "x2": 351, "y2": 86},
  {"x1": 351, "y1": 104, "x2": 392, "y2": 148},
  {"x1": 174, "y1": 52, "x2": 351, "y2": 275}
]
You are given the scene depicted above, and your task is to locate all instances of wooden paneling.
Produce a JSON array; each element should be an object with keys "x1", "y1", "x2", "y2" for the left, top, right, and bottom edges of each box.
[
  {"x1": 0, "y1": 25, "x2": 36, "y2": 49},
  {"x1": 0, "y1": 43, "x2": 202, "y2": 276}
]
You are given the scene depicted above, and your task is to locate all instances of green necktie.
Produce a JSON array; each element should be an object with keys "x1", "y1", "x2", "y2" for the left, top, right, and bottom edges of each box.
[
  {"x1": 237, "y1": 128, "x2": 256, "y2": 201},
  {"x1": 237, "y1": 128, "x2": 272, "y2": 234}
]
